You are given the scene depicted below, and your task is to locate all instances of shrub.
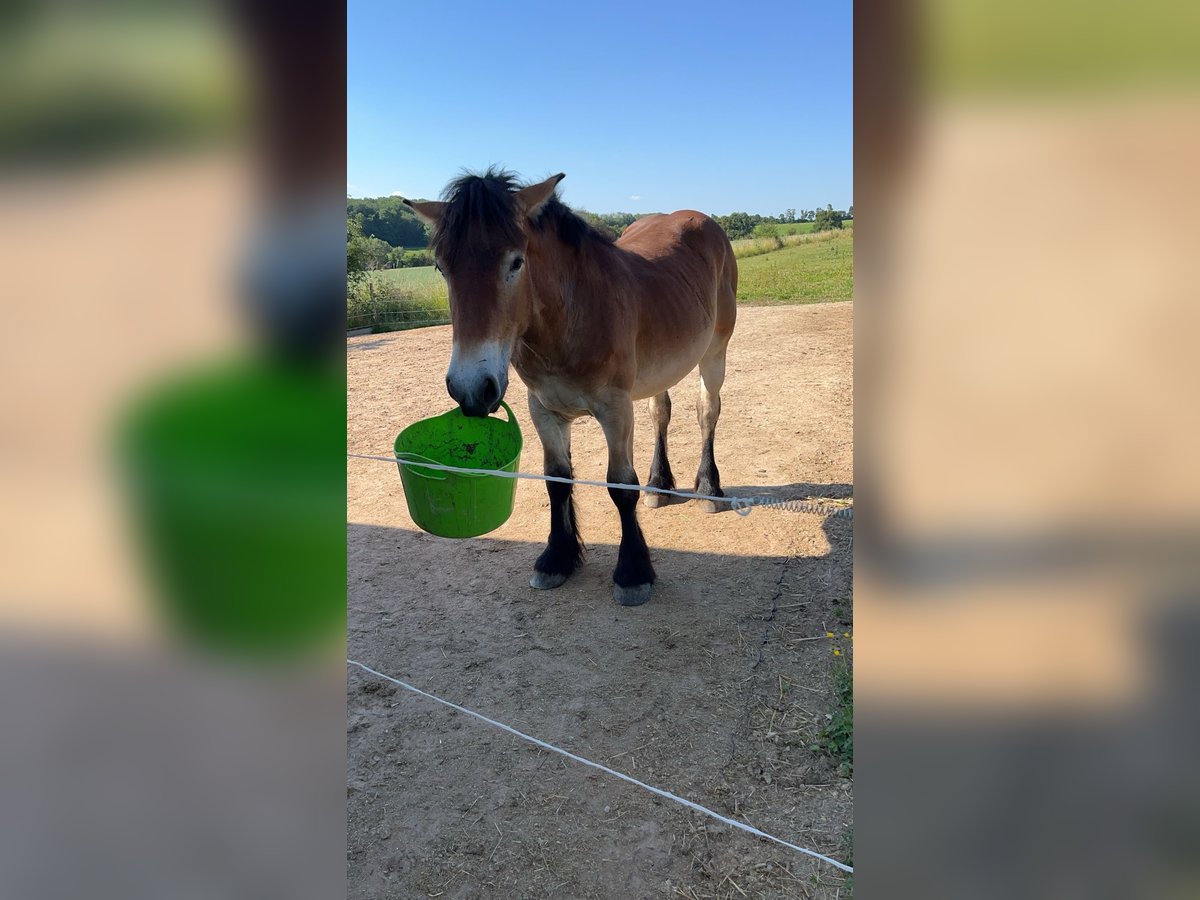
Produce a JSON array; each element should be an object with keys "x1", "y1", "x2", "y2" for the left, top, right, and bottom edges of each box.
[
  {"x1": 813, "y1": 205, "x2": 844, "y2": 232},
  {"x1": 715, "y1": 211, "x2": 758, "y2": 239},
  {"x1": 346, "y1": 218, "x2": 369, "y2": 286}
]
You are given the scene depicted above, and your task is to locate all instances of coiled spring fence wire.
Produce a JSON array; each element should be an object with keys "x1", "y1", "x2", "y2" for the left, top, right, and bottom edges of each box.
[{"x1": 347, "y1": 453, "x2": 853, "y2": 520}]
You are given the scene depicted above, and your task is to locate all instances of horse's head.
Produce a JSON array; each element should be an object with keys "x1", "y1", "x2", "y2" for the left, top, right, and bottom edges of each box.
[{"x1": 403, "y1": 169, "x2": 565, "y2": 417}]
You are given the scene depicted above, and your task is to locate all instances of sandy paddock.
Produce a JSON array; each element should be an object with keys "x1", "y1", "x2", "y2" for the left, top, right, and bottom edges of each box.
[{"x1": 347, "y1": 302, "x2": 853, "y2": 898}]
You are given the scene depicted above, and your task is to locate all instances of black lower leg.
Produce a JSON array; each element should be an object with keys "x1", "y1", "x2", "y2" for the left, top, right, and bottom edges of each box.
[
  {"x1": 648, "y1": 431, "x2": 676, "y2": 492},
  {"x1": 535, "y1": 470, "x2": 584, "y2": 578},
  {"x1": 695, "y1": 433, "x2": 723, "y2": 497},
  {"x1": 609, "y1": 482, "x2": 655, "y2": 589}
]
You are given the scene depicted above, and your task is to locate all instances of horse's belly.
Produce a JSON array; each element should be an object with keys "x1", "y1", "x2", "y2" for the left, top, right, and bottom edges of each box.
[
  {"x1": 521, "y1": 375, "x2": 592, "y2": 418},
  {"x1": 631, "y1": 326, "x2": 714, "y2": 400}
]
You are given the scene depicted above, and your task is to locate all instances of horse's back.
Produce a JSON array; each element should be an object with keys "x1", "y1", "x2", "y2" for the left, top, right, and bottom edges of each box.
[
  {"x1": 618, "y1": 210, "x2": 727, "y2": 259},
  {"x1": 618, "y1": 210, "x2": 737, "y2": 339},
  {"x1": 612, "y1": 211, "x2": 737, "y2": 399}
]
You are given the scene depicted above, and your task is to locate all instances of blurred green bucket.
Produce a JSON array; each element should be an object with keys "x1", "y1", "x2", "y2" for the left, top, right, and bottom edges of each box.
[
  {"x1": 394, "y1": 401, "x2": 522, "y2": 538},
  {"x1": 117, "y1": 359, "x2": 344, "y2": 655}
]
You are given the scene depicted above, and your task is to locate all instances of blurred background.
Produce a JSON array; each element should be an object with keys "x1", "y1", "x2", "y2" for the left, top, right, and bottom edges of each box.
[
  {"x1": 3, "y1": 0, "x2": 1199, "y2": 896},
  {"x1": 856, "y1": 0, "x2": 1200, "y2": 896},
  {"x1": 0, "y1": 1, "x2": 345, "y2": 896}
]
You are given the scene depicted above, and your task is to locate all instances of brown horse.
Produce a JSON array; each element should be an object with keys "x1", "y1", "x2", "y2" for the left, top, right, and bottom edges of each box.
[{"x1": 403, "y1": 169, "x2": 737, "y2": 606}]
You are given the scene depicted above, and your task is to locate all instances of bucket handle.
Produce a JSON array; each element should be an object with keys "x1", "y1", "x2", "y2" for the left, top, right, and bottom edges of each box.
[
  {"x1": 497, "y1": 400, "x2": 515, "y2": 427},
  {"x1": 395, "y1": 451, "x2": 449, "y2": 481},
  {"x1": 435, "y1": 400, "x2": 516, "y2": 427}
]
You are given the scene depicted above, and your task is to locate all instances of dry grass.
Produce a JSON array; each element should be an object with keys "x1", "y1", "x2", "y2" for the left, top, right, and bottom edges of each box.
[
  {"x1": 731, "y1": 229, "x2": 846, "y2": 260},
  {"x1": 347, "y1": 271, "x2": 450, "y2": 332}
]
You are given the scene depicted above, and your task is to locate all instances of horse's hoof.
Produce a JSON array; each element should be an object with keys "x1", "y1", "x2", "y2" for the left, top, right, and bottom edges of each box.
[
  {"x1": 613, "y1": 583, "x2": 653, "y2": 607},
  {"x1": 644, "y1": 492, "x2": 667, "y2": 509},
  {"x1": 695, "y1": 498, "x2": 726, "y2": 514},
  {"x1": 530, "y1": 571, "x2": 569, "y2": 590}
]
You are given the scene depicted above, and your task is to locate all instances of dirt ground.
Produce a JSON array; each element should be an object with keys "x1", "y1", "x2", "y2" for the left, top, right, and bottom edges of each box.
[{"x1": 347, "y1": 302, "x2": 854, "y2": 899}]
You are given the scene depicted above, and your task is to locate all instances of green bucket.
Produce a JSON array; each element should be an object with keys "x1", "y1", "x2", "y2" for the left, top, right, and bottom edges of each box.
[{"x1": 394, "y1": 401, "x2": 523, "y2": 538}]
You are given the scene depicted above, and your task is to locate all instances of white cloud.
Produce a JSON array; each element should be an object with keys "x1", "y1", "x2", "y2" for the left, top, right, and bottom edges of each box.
[
  {"x1": 630, "y1": 195, "x2": 641, "y2": 200},
  {"x1": 390, "y1": 191, "x2": 406, "y2": 197}
]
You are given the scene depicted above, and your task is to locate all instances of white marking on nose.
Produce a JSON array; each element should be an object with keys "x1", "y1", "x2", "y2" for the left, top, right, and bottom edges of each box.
[{"x1": 447, "y1": 340, "x2": 510, "y2": 401}]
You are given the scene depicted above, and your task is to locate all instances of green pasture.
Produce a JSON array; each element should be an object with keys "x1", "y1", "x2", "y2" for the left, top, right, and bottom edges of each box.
[
  {"x1": 735, "y1": 229, "x2": 853, "y2": 304},
  {"x1": 349, "y1": 227, "x2": 852, "y2": 330}
]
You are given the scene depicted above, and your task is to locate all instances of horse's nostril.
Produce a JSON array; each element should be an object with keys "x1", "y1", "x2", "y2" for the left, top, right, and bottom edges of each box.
[{"x1": 481, "y1": 375, "x2": 499, "y2": 406}]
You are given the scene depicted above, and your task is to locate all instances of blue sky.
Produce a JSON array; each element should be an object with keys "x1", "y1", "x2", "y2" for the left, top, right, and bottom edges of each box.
[{"x1": 348, "y1": 1, "x2": 851, "y2": 216}]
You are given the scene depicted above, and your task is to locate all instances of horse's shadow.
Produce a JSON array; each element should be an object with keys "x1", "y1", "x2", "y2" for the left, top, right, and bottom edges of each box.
[{"x1": 347, "y1": 511, "x2": 853, "y2": 893}]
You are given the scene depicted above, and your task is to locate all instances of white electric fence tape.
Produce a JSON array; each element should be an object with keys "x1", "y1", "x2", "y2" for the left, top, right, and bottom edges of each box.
[
  {"x1": 348, "y1": 659, "x2": 853, "y2": 874},
  {"x1": 348, "y1": 453, "x2": 853, "y2": 519}
]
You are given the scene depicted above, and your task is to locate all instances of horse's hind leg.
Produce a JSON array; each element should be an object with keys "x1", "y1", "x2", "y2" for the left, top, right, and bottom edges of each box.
[
  {"x1": 528, "y1": 391, "x2": 584, "y2": 589},
  {"x1": 644, "y1": 391, "x2": 676, "y2": 508},
  {"x1": 694, "y1": 342, "x2": 729, "y2": 514}
]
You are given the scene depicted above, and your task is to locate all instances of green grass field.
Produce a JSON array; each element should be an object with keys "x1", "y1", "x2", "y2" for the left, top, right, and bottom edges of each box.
[
  {"x1": 349, "y1": 227, "x2": 852, "y2": 330},
  {"x1": 370, "y1": 267, "x2": 443, "y2": 289},
  {"x1": 736, "y1": 229, "x2": 853, "y2": 303},
  {"x1": 769, "y1": 221, "x2": 817, "y2": 235},
  {"x1": 756, "y1": 220, "x2": 852, "y2": 237},
  {"x1": 349, "y1": 267, "x2": 449, "y2": 332}
]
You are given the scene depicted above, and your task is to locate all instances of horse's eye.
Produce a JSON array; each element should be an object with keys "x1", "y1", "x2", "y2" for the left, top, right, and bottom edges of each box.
[{"x1": 510, "y1": 257, "x2": 524, "y2": 273}]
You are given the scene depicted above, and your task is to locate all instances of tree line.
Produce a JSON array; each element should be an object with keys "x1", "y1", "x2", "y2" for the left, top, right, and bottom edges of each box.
[
  {"x1": 346, "y1": 196, "x2": 852, "y2": 273},
  {"x1": 712, "y1": 204, "x2": 853, "y2": 239},
  {"x1": 346, "y1": 197, "x2": 432, "y2": 271}
]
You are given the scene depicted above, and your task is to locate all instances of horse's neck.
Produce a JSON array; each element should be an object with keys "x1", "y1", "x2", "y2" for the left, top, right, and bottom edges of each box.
[{"x1": 523, "y1": 233, "x2": 597, "y2": 358}]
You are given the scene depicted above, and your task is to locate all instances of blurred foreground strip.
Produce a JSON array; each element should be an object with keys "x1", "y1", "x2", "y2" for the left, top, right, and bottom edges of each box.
[
  {"x1": 0, "y1": 640, "x2": 344, "y2": 898},
  {"x1": 856, "y1": 1, "x2": 1200, "y2": 896},
  {"x1": 0, "y1": 3, "x2": 346, "y2": 895}
]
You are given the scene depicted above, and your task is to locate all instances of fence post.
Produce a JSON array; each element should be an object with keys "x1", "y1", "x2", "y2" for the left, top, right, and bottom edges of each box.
[{"x1": 368, "y1": 275, "x2": 378, "y2": 327}]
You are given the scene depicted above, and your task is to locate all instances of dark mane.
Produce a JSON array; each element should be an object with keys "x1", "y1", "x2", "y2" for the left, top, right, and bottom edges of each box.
[
  {"x1": 531, "y1": 197, "x2": 617, "y2": 250},
  {"x1": 432, "y1": 167, "x2": 614, "y2": 266},
  {"x1": 432, "y1": 166, "x2": 523, "y2": 268}
]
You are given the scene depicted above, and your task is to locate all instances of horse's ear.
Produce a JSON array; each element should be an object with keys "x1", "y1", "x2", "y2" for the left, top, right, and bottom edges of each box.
[
  {"x1": 515, "y1": 173, "x2": 566, "y2": 218},
  {"x1": 402, "y1": 198, "x2": 446, "y2": 226}
]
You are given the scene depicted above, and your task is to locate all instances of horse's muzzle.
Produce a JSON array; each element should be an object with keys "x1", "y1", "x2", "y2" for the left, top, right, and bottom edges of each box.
[{"x1": 447, "y1": 371, "x2": 505, "y2": 417}]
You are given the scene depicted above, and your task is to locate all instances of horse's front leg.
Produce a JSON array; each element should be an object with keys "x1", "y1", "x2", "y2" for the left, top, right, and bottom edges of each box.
[
  {"x1": 595, "y1": 393, "x2": 656, "y2": 606},
  {"x1": 528, "y1": 391, "x2": 584, "y2": 589}
]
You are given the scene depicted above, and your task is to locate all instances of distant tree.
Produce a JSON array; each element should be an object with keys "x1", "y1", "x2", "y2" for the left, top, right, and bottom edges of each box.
[
  {"x1": 357, "y1": 236, "x2": 392, "y2": 269},
  {"x1": 601, "y1": 212, "x2": 639, "y2": 235},
  {"x1": 574, "y1": 209, "x2": 640, "y2": 237},
  {"x1": 346, "y1": 196, "x2": 430, "y2": 247},
  {"x1": 813, "y1": 204, "x2": 844, "y2": 232},
  {"x1": 347, "y1": 218, "x2": 369, "y2": 285},
  {"x1": 847, "y1": 205, "x2": 853, "y2": 220},
  {"x1": 401, "y1": 249, "x2": 432, "y2": 267},
  {"x1": 714, "y1": 211, "x2": 757, "y2": 239}
]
